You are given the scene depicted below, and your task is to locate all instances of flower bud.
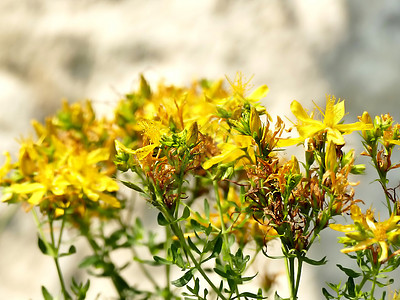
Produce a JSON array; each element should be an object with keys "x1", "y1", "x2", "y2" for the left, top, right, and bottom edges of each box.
[
  {"x1": 186, "y1": 122, "x2": 199, "y2": 147},
  {"x1": 250, "y1": 107, "x2": 261, "y2": 138}
]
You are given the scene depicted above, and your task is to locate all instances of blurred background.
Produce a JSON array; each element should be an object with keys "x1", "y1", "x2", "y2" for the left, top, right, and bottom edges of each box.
[{"x1": 1, "y1": 0, "x2": 400, "y2": 299}]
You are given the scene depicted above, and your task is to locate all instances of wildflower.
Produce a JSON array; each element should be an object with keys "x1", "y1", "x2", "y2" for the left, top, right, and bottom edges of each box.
[
  {"x1": 281, "y1": 96, "x2": 372, "y2": 169},
  {"x1": 291, "y1": 96, "x2": 369, "y2": 144},
  {"x1": 202, "y1": 135, "x2": 255, "y2": 170},
  {"x1": 330, "y1": 205, "x2": 400, "y2": 262}
]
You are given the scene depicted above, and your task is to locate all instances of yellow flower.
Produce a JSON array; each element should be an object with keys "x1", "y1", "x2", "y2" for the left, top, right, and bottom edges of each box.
[
  {"x1": 291, "y1": 96, "x2": 371, "y2": 144},
  {"x1": 62, "y1": 148, "x2": 120, "y2": 208},
  {"x1": 3, "y1": 137, "x2": 120, "y2": 210},
  {"x1": 330, "y1": 205, "x2": 400, "y2": 262},
  {"x1": 202, "y1": 135, "x2": 255, "y2": 170},
  {"x1": 280, "y1": 96, "x2": 372, "y2": 169}
]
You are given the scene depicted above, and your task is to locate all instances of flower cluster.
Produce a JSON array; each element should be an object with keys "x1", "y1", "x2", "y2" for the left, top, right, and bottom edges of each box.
[
  {"x1": 1, "y1": 73, "x2": 400, "y2": 300},
  {"x1": 1, "y1": 101, "x2": 120, "y2": 223}
]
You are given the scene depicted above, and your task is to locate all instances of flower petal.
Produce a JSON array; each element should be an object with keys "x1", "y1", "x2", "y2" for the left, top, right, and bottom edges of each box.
[
  {"x1": 248, "y1": 85, "x2": 269, "y2": 101},
  {"x1": 341, "y1": 238, "x2": 375, "y2": 253}
]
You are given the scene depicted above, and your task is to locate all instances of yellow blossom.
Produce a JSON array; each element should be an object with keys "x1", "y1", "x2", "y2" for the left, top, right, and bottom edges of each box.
[
  {"x1": 202, "y1": 135, "x2": 255, "y2": 170},
  {"x1": 330, "y1": 205, "x2": 400, "y2": 262},
  {"x1": 290, "y1": 96, "x2": 369, "y2": 144},
  {"x1": 281, "y1": 96, "x2": 372, "y2": 168}
]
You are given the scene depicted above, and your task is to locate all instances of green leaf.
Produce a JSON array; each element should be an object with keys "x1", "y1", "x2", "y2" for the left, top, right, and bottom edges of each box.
[
  {"x1": 41, "y1": 286, "x2": 53, "y2": 300},
  {"x1": 376, "y1": 278, "x2": 394, "y2": 288},
  {"x1": 213, "y1": 267, "x2": 227, "y2": 278},
  {"x1": 190, "y1": 218, "x2": 207, "y2": 232},
  {"x1": 212, "y1": 235, "x2": 223, "y2": 257},
  {"x1": 133, "y1": 257, "x2": 160, "y2": 266},
  {"x1": 234, "y1": 292, "x2": 266, "y2": 299},
  {"x1": 157, "y1": 212, "x2": 169, "y2": 226},
  {"x1": 186, "y1": 277, "x2": 200, "y2": 295},
  {"x1": 302, "y1": 255, "x2": 327, "y2": 266},
  {"x1": 241, "y1": 273, "x2": 258, "y2": 282},
  {"x1": 37, "y1": 236, "x2": 56, "y2": 257},
  {"x1": 216, "y1": 106, "x2": 232, "y2": 118},
  {"x1": 153, "y1": 255, "x2": 173, "y2": 265},
  {"x1": 71, "y1": 278, "x2": 90, "y2": 300},
  {"x1": 204, "y1": 199, "x2": 210, "y2": 219},
  {"x1": 187, "y1": 237, "x2": 201, "y2": 255},
  {"x1": 322, "y1": 288, "x2": 334, "y2": 299},
  {"x1": 172, "y1": 270, "x2": 193, "y2": 287},
  {"x1": 79, "y1": 255, "x2": 100, "y2": 268},
  {"x1": 336, "y1": 264, "x2": 361, "y2": 278},
  {"x1": 171, "y1": 243, "x2": 185, "y2": 268},
  {"x1": 181, "y1": 206, "x2": 190, "y2": 220},
  {"x1": 120, "y1": 180, "x2": 145, "y2": 194},
  {"x1": 60, "y1": 245, "x2": 76, "y2": 257},
  {"x1": 346, "y1": 276, "x2": 355, "y2": 297}
]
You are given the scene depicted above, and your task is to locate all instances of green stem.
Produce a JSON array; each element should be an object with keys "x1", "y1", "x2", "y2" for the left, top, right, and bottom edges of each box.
[
  {"x1": 213, "y1": 180, "x2": 240, "y2": 299},
  {"x1": 294, "y1": 257, "x2": 303, "y2": 298},
  {"x1": 369, "y1": 144, "x2": 393, "y2": 215},
  {"x1": 165, "y1": 226, "x2": 172, "y2": 300},
  {"x1": 162, "y1": 207, "x2": 227, "y2": 300},
  {"x1": 49, "y1": 218, "x2": 71, "y2": 300},
  {"x1": 32, "y1": 209, "x2": 70, "y2": 299},
  {"x1": 53, "y1": 255, "x2": 70, "y2": 299},
  {"x1": 213, "y1": 181, "x2": 231, "y2": 256},
  {"x1": 369, "y1": 262, "x2": 381, "y2": 300},
  {"x1": 284, "y1": 253, "x2": 295, "y2": 300},
  {"x1": 356, "y1": 275, "x2": 368, "y2": 295}
]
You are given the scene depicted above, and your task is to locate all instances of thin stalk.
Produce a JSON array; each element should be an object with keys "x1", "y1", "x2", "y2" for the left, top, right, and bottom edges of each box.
[
  {"x1": 165, "y1": 226, "x2": 172, "y2": 300},
  {"x1": 49, "y1": 218, "x2": 70, "y2": 300},
  {"x1": 283, "y1": 253, "x2": 295, "y2": 300},
  {"x1": 161, "y1": 207, "x2": 227, "y2": 300},
  {"x1": 368, "y1": 143, "x2": 393, "y2": 215},
  {"x1": 294, "y1": 258, "x2": 303, "y2": 298},
  {"x1": 213, "y1": 180, "x2": 240, "y2": 298},
  {"x1": 356, "y1": 275, "x2": 368, "y2": 295},
  {"x1": 32, "y1": 209, "x2": 70, "y2": 299},
  {"x1": 369, "y1": 262, "x2": 381, "y2": 300},
  {"x1": 53, "y1": 253, "x2": 70, "y2": 299},
  {"x1": 213, "y1": 181, "x2": 232, "y2": 257}
]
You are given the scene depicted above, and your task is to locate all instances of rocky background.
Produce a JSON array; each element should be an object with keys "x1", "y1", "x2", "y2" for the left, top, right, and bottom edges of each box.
[{"x1": 1, "y1": 1, "x2": 400, "y2": 299}]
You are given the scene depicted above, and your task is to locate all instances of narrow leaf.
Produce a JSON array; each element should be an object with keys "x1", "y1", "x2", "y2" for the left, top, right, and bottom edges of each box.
[
  {"x1": 181, "y1": 206, "x2": 190, "y2": 220},
  {"x1": 204, "y1": 198, "x2": 210, "y2": 219},
  {"x1": 187, "y1": 237, "x2": 201, "y2": 255},
  {"x1": 153, "y1": 255, "x2": 173, "y2": 265},
  {"x1": 41, "y1": 286, "x2": 53, "y2": 300},
  {"x1": 157, "y1": 212, "x2": 169, "y2": 226},
  {"x1": 172, "y1": 270, "x2": 193, "y2": 287},
  {"x1": 79, "y1": 255, "x2": 100, "y2": 268},
  {"x1": 302, "y1": 255, "x2": 327, "y2": 266},
  {"x1": 336, "y1": 264, "x2": 361, "y2": 278},
  {"x1": 60, "y1": 245, "x2": 77, "y2": 257},
  {"x1": 37, "y1": 236, "x2": 56, "y2": 257},
  {"x1": 346, "y1": 276, "x2": 355, "y2": 297},
  {"x1": 120, "y1": 180, "x2": 146, "y2": 194}
]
